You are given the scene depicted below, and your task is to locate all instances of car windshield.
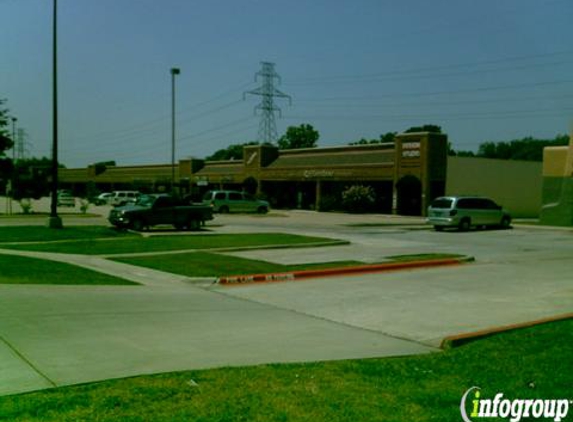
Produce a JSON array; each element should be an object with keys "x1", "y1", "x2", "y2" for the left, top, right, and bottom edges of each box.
[
  {"x1": 135, "y1": 195, "x2": 155, "y2": 207},
  {"x1": 202, "y1": 191, "x2": 213, "y2": 201},
  {"x1": 431, "y1": 198, "x2": 453, "y2": 209}
]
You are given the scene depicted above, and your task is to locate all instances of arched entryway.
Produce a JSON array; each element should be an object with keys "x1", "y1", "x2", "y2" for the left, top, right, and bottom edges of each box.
[{"x1": 396, "y1": 175, "x2": 422, "y2": 216}]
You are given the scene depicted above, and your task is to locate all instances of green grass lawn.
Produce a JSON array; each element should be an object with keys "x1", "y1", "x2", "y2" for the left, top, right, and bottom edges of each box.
[
  {"x1": 0, "y1": 226, "x2": 136, "y2": 243},
  {"x1": 113, "y1": 251, "x2": 362, "y2": 278},
  {"x1": 113, "y1": 252, "x2": 464, "y2": 278},
  {"x1": 0, "y1": 319, "x2": 570, "y2": 422},
  {"x1": 1, "y1": 233, "x2": 340, "y2": 255},
  {"x1": 0, "y1": 254, "x2": 136, "y2": 285}
]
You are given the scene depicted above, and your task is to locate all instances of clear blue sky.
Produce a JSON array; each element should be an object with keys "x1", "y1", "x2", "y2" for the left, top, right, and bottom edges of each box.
[{"x1": 2, "y1": 0, "x2": 572, "y2": 168}]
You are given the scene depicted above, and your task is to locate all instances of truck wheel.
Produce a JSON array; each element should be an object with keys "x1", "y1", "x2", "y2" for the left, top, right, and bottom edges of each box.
[
  {"x1": 257, "y1": 206, "x2": 268, "y2": 214},
  {"x1": 131, "y1": 219, "x2": 145, "y2": 232},
  {"x1": 219, "y1": 206, "x2": 229, "y2": 214},
  {"x1": 189, "y1": 219, "x2": 200, "y2": 231}
]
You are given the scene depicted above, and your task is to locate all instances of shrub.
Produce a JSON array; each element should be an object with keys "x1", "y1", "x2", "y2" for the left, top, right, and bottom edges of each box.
[
  {"x1": 318, "y1": 194, "x2": 339, "y2": 212},
  {"x1": 341, "y1": 185, "x2": 376, "y2": 213},
  {"x1": 80, "y1": 199, "x2": 90, "y2": 214},
  {"x1": 19, "y1": 198, "x2": 33, "y2": 214}
]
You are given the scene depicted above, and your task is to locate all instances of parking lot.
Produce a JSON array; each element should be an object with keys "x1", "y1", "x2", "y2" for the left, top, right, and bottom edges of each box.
[{"x1": 0, "y1": 205, "x2": 572, "y2": 396}]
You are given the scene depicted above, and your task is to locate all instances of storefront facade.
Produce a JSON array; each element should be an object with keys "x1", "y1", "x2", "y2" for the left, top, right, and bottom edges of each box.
[{"x1": 60, "y1": 131, "x2": 449, "y2": 216}]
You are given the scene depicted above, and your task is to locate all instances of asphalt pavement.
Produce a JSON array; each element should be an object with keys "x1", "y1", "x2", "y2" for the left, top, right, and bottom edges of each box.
[{"x1": 0, "y1": 207, "x2": 571, "y2": 396}]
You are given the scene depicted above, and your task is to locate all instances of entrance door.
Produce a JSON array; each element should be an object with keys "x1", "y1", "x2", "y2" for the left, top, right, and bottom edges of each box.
[{"x1": 396, "y1": 175, "x2": 422, "y2": 216}]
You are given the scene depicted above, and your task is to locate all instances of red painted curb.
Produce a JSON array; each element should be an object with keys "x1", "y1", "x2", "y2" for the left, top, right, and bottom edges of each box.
[
  {"x1": 440, "y1": 312, "x2": 573, "y2": 349},
  {"x1": 218, "y1": 257, "x2": 468, "y2": 285}
]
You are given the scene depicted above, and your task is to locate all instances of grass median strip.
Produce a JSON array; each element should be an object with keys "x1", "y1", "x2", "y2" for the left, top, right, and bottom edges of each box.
[
  {"x1": 112, "y1": 253, "x2": 465, "y2": 280},
  {"x1": 0, "y1": 319, "x2": 569, "y2": 421},
  {"x1": 112, "y1": 252, "x2": 362, "y2": 278},
  {"x1": 0, "y1": 254, "x2": 136, "y2": 285},
  {"x1": 0, "y1": 226, "x2": 136, "y2": 243},
  {"x1": 1, "y1": 233, "x2": 339, "y2": 255}
]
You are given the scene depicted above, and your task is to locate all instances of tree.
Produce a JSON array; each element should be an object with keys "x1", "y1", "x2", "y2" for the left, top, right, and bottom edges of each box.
[
  {"x1": 350, "y1": 131, "x2": 396, "y2": 145},
  {"x1": 0, "y1": 99, "x2": 15, "y2": 193},
  {"x1": 206, "y1": 142, "x2": 259, "y2": 161},
  {"x1": 449, "y1": 134, "x2": 569, "y2": 161},
  {"x1": 93, "y1": 160, "x2": 116, "y2": 176},
  {"x1": 11, "y1": 157, "x2": 55, "y2": 200},
  {"x1": 404, "y1": 124, "x2": 442, "y2": 133},
  {"x1": 277, "y1": 124, "x2": 319, "y2": 150}
]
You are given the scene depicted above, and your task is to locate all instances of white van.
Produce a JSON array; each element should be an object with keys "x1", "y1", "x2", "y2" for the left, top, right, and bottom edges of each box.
[
  {"x1": 110, "y1": 191, "x2": 140, "y2": 207},
  {"x1": 427, "y1": 196, "x2": 511, "y2": 231}
]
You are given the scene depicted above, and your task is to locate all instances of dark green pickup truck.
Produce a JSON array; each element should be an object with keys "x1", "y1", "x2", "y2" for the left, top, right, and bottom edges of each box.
[{"x1": 108, "y1": 194, "x2": 213, "y2": 231}]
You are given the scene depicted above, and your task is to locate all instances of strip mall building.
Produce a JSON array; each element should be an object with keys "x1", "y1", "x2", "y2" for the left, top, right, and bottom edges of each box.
[{"x1": 59, "y1": 131, "x2": 544, "y2": 217}]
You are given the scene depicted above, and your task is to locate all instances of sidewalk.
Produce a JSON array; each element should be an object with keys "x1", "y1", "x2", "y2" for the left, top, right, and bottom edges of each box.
[{"x1": 0, "y1": 248, "x2": 213, "y2": 287}]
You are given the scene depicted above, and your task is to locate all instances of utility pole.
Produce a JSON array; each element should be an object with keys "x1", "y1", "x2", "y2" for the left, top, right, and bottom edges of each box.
[
  {"x1": 244, "y1": 62, "x2": 291, "y2": 144},
  {"x1": 11, "y1": 117, "x2": 17, "y2": 162},
  {"x1": 170, "y1": 67, "x2": 180, "y2": 194},
  {"x1": 48, "y1": 0, "x2": 62, "y2": 229}
]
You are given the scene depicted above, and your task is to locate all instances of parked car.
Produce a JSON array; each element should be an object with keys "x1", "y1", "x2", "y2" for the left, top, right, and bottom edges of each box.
[
  {"x1": 427, "y1": 196, "x2": 511, "y2": 231},
  {"x1": 94, "y1": 192, "x2": 113, "y2": 205},
  {"x1": 202, "y1": 190, "x2": 269, "y2": 214},
  {"x1": 109, "y1": 190, "x2": 140, "y2": 207},
  {"x1": 108, "y1": 194, "x2": 213, "y2": 231},
  {"x1": 57, "y1": 191, "x2": 75, "y2": 207}
]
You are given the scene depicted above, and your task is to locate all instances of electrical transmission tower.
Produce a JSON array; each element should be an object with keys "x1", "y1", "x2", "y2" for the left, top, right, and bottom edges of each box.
[
  {"x1": 16, "y1": 129, "x2": 29, "y2": 161},
  {"x1": 244, "y1": 62, "x2": 291, "y2": 144}
]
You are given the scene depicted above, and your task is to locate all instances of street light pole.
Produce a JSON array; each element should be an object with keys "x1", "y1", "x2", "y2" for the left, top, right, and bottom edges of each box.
[
  {"x1": 11, "y1": 117, "x2": 17, "y2": 162},
  {"x1": 48, "y1": 0, "x2": 62, "y2": 228},
  {"x1": 170, "y1": 67, "x2": 180, "y2": 194}
]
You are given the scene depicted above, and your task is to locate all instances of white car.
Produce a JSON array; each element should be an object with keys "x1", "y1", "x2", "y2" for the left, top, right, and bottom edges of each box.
[{"x1": 94, "y1": 192, "x2": 113, "y2": 205}]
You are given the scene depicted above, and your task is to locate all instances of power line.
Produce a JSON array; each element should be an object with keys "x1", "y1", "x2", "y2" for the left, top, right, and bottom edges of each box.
[
  {"x1": 286, "y1": 60, "x2": 573, "y2": 87},
  {"x1": 296, "y1": 79, "x2": 573, "y2": 102},
  {"x1": 286, "y1": 50, "x2": 573, "y2": 85},
  {"x1": 285, "y1": 105, "x2": 573, "y2": 122},
  {"x1": 295, "y1": 93, "x2": 573, "y2": 110}
]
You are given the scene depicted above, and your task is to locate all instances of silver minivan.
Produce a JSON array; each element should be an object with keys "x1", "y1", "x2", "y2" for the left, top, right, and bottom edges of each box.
[
  {"x1": 202, "y1": 190, "x2": 269, "y2": 214},
  {"x1": 427, "y1": 196, "x2": 511, "y2": 231}
]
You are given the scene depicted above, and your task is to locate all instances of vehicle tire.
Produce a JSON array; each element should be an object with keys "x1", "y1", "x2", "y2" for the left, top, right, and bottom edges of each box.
[
  {"x1": 500, "y1": 216, "x2": 511, "y2": 229},
  {"x1": 174, "y1": 223, "x2": 185, "y2": 231},
  {"x1": 219, "y1": 206, "x2": 229, "y2": 214},
  {"x1": 459, "y1": 218, "x2": 471, "y2": 232},
  {"x1": 434, "y1": 225, "x2": 444, "y2": 232},
  {"x1": 257, "y1": 206, "x2": 268, "y2": 214},
  {"x1": 189, "y1": 219, "x2": 200, "y2": 231},
  {"x1": 131, "y1": 219, "x2": 145, "y2": 232}
]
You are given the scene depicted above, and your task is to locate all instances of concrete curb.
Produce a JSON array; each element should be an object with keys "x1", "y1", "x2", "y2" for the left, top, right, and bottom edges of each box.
[
  {"x1": 217, "y1": 256, "x2": 474, "y2": 285},
  {"x1": 440, "y1": 312, "x2": 573, "y2": 349}
]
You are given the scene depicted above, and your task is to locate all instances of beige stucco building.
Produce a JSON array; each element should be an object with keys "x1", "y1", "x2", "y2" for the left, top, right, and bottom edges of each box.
[{"x1": 59, "y1": 131, "x2": 543, "y2": 217}]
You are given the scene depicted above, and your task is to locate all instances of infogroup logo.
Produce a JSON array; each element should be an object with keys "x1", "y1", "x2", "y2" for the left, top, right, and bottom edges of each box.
[{"x1": 460, "y1": 387, "x2": 571, "y2": 422}]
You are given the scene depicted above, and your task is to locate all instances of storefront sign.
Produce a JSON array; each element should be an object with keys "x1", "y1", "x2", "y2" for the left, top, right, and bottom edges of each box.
[
  {"x1": 303, "y1": 169, "x2": 335, "y2": 179},
  {"x1": 402, "y1": 142, "x2": 421, "y2": 158}
]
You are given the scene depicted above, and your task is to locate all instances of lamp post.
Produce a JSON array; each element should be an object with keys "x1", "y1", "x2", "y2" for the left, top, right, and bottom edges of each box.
[
  {"x1": 48, "y1": 0, "x2": 62, "y2": 228},
  {"x1": 170, "y1": 67, "x2": 180, "y2": 194},
  {"x1": 11, "y1": 117, "x2": 17, "y2": 162}
]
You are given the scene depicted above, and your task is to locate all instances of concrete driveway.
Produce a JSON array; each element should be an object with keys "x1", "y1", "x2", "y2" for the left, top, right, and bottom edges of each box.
[{"x1": 0, "y1": 211, "x2": 571, "y2": 396}]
